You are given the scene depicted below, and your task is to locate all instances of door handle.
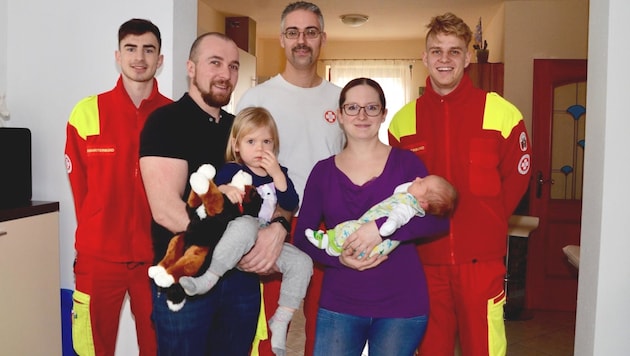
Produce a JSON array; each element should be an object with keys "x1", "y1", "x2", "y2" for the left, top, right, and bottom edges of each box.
[{"x1": 536, "y1": 171, "x2": 554, "y2": 198}]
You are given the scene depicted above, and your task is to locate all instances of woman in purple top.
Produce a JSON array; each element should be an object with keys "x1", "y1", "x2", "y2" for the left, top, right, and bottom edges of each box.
[{"x1": 294, "y1": 78, "x2": 450, "y2": 356}]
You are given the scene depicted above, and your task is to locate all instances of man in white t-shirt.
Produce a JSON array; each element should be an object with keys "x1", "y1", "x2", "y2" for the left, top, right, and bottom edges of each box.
[{"x1": 235, "y1": 2, "x2": 344, "y2": 355}]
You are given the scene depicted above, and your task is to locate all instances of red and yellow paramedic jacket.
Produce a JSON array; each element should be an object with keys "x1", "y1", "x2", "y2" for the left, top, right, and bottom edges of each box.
[
  {"x1": 65, "y1": 76, "x2": 172, "y2": 263},
  {"x1": 388, "y1": 75, "x2": 531, "y2": 265}
]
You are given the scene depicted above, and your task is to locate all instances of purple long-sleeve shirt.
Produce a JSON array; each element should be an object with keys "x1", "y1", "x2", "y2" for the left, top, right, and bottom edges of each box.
[{"x1": 295, "y1": 147, "x2": 449, "y2": 318}]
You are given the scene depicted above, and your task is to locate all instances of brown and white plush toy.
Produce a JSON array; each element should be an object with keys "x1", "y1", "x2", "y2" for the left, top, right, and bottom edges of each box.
[{"x1": 148, "y1": 164, "x2": 262, "y2": 311}]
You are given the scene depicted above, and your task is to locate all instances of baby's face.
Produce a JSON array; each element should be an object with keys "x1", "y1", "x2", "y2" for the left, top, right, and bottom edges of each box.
[{"x1": 408, "y1": 177, "x2": 429, "y2": 200}]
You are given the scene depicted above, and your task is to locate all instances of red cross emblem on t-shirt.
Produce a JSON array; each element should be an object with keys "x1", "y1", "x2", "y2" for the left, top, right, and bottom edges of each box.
[{"x1": 324, "y1": 110, "x2": 337, "y2": 123}]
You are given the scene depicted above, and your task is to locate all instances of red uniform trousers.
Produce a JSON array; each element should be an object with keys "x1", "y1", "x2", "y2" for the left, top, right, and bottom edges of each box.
[
  {"x1": 418, "y1": 259, "x2": 507, "y2": 356},
  {"x1": 256, "y1": 218, "x2": 322, "y2": 356},
  {"x1": 73, "y1": 255, "x2": 156, "y2": 356}
]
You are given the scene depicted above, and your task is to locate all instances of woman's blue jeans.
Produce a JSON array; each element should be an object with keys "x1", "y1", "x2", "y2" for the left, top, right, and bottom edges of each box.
[
  {"x1": 151, "y1": 269, "x2": 260, "y2": 356},
  {"x1": 314, "y1": 307, "x2": 428, "y2": 356}
]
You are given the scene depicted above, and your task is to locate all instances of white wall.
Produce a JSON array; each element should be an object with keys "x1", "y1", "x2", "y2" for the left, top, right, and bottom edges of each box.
[
  {"x1": 504, "y1": 0, "x2": 589, "y2": 134},
  {"x1": 575, "y1": 0, "x2": 630, "y2": 354},
  {"x1": 3, "y1": 0, "x2": 196, "y2": 353},
  {"x1": 0, "y1": 0, "x2": 6, "y2": 92},
  {"x1": 226, "y1": 49, "x2": 257, "y2": 114}
]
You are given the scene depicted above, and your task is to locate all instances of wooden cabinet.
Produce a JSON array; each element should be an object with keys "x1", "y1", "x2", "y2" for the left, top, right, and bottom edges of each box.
[
  {"x1": 0, "y1": 203, "x2": 61, "y2": 355},
  {"x1": 467, "y1": 62, "x2": 504, "y2": 96}
]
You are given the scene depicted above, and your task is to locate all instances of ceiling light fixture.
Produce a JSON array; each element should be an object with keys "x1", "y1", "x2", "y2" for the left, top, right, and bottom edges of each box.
[{"x1": 340, "y1": 14, "x2": 369, "y2": 27}]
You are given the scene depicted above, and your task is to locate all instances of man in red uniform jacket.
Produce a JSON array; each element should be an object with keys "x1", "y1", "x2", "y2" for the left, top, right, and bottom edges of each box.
[
  {"x1": 388, "y1": 13, "x2": 531, "y2": 356},
  {"x1": 65, "y1": 19, "x2": 172, "y2": 356}
]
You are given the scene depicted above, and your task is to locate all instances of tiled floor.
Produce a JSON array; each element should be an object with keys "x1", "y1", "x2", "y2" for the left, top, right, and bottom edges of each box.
[
  {"x1": 286, "y1": 303, "x2": 307, "y2": 356},
  {"x1": 504, "y1": 310, "x2": 576, "y2": 355},
  {"x1": 285, "y1": 306, "x2": 576, "y2": 356}
]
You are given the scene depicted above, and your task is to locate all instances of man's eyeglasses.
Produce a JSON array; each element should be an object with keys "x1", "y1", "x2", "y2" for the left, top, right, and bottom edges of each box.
[
  {"x1": 342, "y1": 104, "x2": 382, "y2": 117},
  {"x1": 283, "y1": 27, "x2": 321, "y2": 40}
]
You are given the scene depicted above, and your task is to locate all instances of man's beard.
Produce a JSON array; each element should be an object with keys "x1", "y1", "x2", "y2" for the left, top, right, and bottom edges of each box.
[{"x1": 194, "y1": 77, "x2": 232, "y2": 107}]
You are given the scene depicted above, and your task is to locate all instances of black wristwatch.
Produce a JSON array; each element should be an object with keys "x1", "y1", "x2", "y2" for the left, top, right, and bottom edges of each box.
[{"x1": 270, "y1": 216, "x2": 291, "y2": 234}]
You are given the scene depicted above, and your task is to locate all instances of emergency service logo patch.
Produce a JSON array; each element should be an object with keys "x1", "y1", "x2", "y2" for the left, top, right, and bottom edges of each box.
[
  {"x1": 324, "y1": 110, "x2": 337, "y2": 123},
  {"x1": 65, "y1": 154, "x2": 72, "y2": 174},
  {"x1": 519, "y1": 132, "x2": 528, "y2": 152},
  {"x1": 518, "y1": 154, "x2": 531, "y2": 175}
]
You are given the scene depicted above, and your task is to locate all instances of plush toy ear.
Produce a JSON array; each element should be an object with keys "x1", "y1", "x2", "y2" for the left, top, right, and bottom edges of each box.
[
  {"x1": 190, "y1": 172, "x2": 210, "y2": 195},
  {"x1": 197, "y1": 164, "x2": 216, "y2": 180},
  {"x1": 187, "y1": 189, "x2": 202, "y2": 208},
  {"x1": 230, "y1": 170, "x2": 253, "y2": 191},
  {"x1": 200, "y1": 180, "x2": 224, "y2": 216},
  {"x1": 187, "y1": 164, "x2": 217, "y2": 208},
  {"x1": 190, "y1": 164, "x2": 216, "y2": 194}
]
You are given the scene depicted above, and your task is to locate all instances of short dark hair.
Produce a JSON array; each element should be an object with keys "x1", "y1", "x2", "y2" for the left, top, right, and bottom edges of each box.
[
  {"x1": 281, "y1": 1, "x2": 324, "y2": 31},
  {"x1": 339, "y1": 77, "x2": 386, "y2": 112},
  {"x1": 118, "y1": 18, "x2": 162, "y2": 51},
  {"x1": 188, "y1": 32, "x2": 235, "y2": 62}
]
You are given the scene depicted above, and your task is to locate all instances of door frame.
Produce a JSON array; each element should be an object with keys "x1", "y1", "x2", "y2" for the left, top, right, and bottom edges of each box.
[{"x1": 527, "y1": 59, "x2": 587, "y2": 311}]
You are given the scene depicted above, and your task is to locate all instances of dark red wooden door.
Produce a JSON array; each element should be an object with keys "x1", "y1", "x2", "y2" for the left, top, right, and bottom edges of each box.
[{"x1": 527, "y1": 59, "x2": 587, "y2": 311}]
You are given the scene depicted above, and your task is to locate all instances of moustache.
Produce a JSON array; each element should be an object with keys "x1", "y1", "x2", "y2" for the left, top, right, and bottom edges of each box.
[
  {"x1": 212, "y1": 79, "x2": 233, "y2": 91},
  {"x1": 292, "y1": 44, "x2": 312, "y2": 53}
]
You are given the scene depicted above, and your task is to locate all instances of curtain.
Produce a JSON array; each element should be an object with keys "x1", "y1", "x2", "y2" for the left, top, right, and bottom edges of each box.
[{"x1": 325, "y1": 59, "x2": 414, "y2": 143}]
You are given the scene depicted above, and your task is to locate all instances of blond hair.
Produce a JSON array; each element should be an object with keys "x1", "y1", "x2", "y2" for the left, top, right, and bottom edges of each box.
[
  {"x1": 226, "y1": 107, "x2": 280, "y2": 163},
  {"x1": 426, "y1": 12, "x2": 473, "y2": 47}
]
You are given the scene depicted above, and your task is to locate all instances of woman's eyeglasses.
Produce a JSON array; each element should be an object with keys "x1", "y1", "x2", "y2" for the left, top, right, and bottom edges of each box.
[{"x1": 342, "y1": 104, "x2": 382, "y2": 117}]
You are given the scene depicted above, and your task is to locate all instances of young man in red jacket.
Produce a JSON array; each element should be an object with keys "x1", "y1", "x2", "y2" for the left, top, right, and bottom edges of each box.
[
  {"x1": 65, "y1": 18, "x2": 171, "y2": 355},
  {"x1": 388, "y1": 13, "x2": 531, "y2": 356}
]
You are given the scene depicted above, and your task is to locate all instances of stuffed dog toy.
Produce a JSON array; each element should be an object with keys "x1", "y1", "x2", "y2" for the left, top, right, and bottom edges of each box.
[{"x1": 148, "y1": 164, "x2": 262, "y2": 311}]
